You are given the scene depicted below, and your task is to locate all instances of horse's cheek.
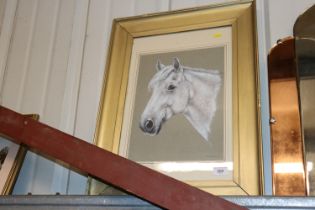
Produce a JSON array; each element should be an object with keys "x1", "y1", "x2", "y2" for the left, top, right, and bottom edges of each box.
[{"x1": 171, "y1": 94, "x2": 186, "y2": 113}]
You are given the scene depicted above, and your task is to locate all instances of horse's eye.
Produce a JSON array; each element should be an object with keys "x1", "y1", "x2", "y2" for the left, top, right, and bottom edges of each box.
[{"x1": 167, "y1": 84, "x2": 176, "y2": 91}]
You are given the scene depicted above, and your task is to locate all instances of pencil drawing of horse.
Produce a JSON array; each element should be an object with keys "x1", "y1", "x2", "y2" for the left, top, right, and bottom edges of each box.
[{"x1": 139, "y1": 58, "x2": 221, "y2": 141}]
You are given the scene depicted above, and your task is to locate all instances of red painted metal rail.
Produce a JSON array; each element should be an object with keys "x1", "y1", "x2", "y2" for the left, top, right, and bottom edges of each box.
[{"x1": 0, "y1": 106, "x2": 247, "y2": 210}]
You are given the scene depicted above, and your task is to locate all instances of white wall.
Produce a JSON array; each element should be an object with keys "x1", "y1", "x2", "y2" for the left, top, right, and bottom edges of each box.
[
  {"x1": 0, "y1": 0, "x2": 314, "y2": 195},
  {"x1": 266, "y1": 0, "x2": 315, "y2": 49}
]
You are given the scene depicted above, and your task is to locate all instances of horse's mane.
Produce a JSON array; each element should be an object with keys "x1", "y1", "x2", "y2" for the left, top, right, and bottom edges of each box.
[{"x1": 183, "y1": 66, "x2": 220, "y2": 75}]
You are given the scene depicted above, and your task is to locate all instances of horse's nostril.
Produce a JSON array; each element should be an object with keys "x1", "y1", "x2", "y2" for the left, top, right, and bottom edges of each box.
[{"x1": 145, "y1": 120, "x2": 154, "y2": 130}]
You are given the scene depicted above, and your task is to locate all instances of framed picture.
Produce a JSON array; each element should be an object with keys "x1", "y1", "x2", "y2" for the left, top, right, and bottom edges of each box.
[
  {"x1": 93, "y1": 0, "x2": 261, "y2": 195},
  {"x1": 0, "y1": 114, "x2": 39, "y2": 195}
]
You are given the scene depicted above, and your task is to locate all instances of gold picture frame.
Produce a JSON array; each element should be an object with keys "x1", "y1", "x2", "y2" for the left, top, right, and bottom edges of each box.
[
  {"x1": 0, "y1": 114, "x2": 39, "y2": 195},
  {"x1": 93, "y1": 0, "x2": 261, "y2": 195}
]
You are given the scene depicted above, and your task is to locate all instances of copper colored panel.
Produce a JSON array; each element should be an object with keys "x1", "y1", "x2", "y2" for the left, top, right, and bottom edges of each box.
[
  {"x1": 268, "y1": 37, "x2": 307, "y2": 196},
  {"x1": 268, "y1": 37, "x2": 297, "y2": 79},
  {"x1": 0, "y1": 106, "x2": 247, "y2": 210}
]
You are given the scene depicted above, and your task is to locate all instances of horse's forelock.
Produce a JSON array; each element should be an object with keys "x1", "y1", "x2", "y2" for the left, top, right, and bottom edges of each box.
[{"x1": 148, "y1": 66, "x2": 174, "y2": 91}]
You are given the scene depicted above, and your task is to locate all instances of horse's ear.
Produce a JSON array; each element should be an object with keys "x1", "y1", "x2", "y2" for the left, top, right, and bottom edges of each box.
[
  {"x1": 156, "y1": 59, "x2": 165, "y2": 71},
  {"x1": 173, "y1": 58, "x2": 181, "y2": 71}
]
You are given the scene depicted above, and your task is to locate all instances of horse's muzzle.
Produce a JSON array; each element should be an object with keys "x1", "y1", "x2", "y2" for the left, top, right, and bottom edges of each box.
[{"x1": 140, "y1": 119, "x2": 161, "y2": 135}]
